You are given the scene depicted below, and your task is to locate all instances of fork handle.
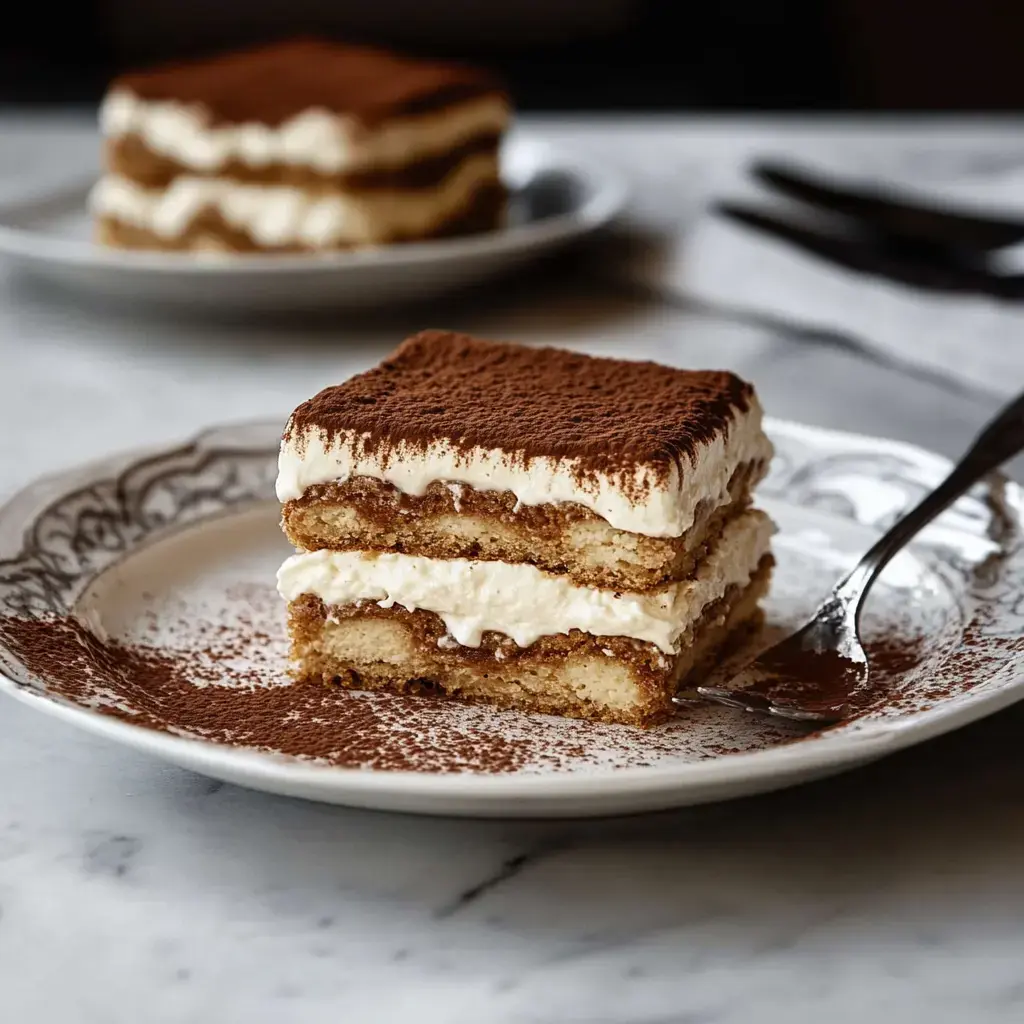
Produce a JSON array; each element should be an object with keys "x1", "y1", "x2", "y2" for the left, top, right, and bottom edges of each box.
[{"x1": 834, "y1": 388, "x2": 1024, "y2": 616}]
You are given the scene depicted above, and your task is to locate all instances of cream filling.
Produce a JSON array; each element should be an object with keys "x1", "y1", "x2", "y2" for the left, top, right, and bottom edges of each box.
[
  {"x1": 277, "y1": 399, "x2": 772, "y2": 539},
  {"x1": 277, "y1": 509, "x2": 773, "y2": 654},
  {"x1": 89, "y1": 153, "x2": 500, "y2": 247},
  {"x1": 100, "y1": 89, "x2": 510, "y2": 175}
]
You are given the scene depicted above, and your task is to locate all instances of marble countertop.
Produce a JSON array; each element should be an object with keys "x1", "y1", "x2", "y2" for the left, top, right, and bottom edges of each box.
[{"x1": 1, "y1": 114, "x2": 1023, "y2": 1023}]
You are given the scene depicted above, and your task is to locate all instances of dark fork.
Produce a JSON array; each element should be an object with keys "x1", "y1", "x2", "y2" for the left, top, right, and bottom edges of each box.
[
  {"x1": 717, "y1": 201, "x2": 1024, "y2": 300},
  {"x1": 754, "y1": 159, "x2": 1024, "y2": 253},
  {"x1": 691, "y1": 387, "x2": 1024, "y2": 723}
]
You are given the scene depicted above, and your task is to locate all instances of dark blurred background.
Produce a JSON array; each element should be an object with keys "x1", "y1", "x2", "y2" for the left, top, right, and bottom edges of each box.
[{"x1": 4, "y1": 0, "x2": 1024, "y2": 111}]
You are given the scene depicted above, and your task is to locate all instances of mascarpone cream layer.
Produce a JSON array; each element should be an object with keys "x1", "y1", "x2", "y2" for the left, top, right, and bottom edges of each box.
[
  {"x1": 100, "y1": 90, "x2": 510, "y2": 175},
  {"x1": 276, "y1": 398, "x2": 772, "y2": 538},
  {"x1": 277, "y1": 509, "x2": 773, "y2": 653},
  {"x1": 89, "y1": 153, "x2": 499, "y2": 248}
]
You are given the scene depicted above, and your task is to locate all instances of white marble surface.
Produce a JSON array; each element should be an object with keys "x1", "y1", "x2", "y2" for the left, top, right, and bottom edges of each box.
[{"x1": 1, "y1": 114, "x2": 1023, "y2": 1023}]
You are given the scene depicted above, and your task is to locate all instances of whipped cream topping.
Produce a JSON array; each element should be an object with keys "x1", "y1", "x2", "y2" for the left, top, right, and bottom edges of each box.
[
  {"x1": 277, "y1": 510, "x2": 773, "y2": 653},
  {"x1": 89, "y1": 153, "x2": 499, "y2": 247},
  {"x1": 276, "y1": 399, "x2": 772, "y2": 538},
  {"x1": 100, "y1": 89, "x2": 510, "y2": 175}
]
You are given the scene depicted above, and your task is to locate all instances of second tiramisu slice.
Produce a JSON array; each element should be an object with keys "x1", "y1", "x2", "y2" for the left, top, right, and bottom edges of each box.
[
  {"x1": 277, "y1": 331, "x2": 775, "y2": 726},
  {"x1": 92, "y1": 39, "x2": 510, "y2": 252}
]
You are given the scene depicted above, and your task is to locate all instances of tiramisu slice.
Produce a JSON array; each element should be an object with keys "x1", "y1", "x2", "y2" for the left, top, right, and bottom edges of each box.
[
  {"x1": 277, "y1": 331, "x2": 775, "y2": 727},
  {"x1": 91, "y1": 39, "x2": 509, "y2": 253}
]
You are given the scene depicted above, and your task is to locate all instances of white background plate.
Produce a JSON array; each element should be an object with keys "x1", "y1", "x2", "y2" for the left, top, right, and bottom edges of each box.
[
  {"x1": 0, "y1": 418, "x2": 1022, "y2": 818},
  {"x1": 0, "y1": 135, "x2": 625, "y2": 312}
]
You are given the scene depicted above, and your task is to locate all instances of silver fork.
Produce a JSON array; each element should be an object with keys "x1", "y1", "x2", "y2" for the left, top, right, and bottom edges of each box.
[{"x1": 689, "y1": 388, "x2": 1024, "y2": 724}]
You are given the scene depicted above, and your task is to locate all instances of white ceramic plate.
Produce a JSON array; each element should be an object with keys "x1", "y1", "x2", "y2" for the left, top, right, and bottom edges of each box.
[
  {"x1": 0, "y1": 135, "x2": 625, "y2": 312},
  {"x1": 1, "y1": 418, "x2": 1022, "y2": 818}
]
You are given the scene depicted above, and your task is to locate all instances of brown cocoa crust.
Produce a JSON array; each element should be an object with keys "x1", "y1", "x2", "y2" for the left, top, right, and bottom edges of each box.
[
  {"x1": 106, "y1": 131, "x2": 502, "y2": 191},
  {"x1": 281, "y1": 461, "x2": 766, "y2": 590},
  {"x1": 95, "y1": 181, "x2": 506, "y2": 253},
  {"x1": 285, "y1": 333, "x2": 759, "y2": 501},
  {"x1": 112, "y1": 38, "x2": 505, "y2": 128}
]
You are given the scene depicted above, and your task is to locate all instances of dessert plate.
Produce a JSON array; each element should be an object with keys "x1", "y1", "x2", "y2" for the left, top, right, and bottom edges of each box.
[
  {"x1": 0, "y1": 418, "x2": 1022, "y2": 819},
  {"x1": 0, "y1": 135, "x2": 624, "y2": 313}
]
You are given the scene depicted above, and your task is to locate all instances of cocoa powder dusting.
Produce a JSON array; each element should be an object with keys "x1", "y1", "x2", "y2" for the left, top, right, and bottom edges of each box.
[
  {"x1": 115, "y1": 39, "x2": 503, "y2": 128},
  {"x1": 0, "y1": 616, "x2": 537, "y2": 773},
  {"x1": 286, "y1": 331, "x2": 757, "y2": 500},
  {"x1": 0, "y1": 582, "x2": 1002, "y2": 772},
  {"x1": 729, "y1": 634, "x2": 930, "y2": 724},
  {"x1": 779, "y1": 624, "x2": 1011, "y2": 733},
  {"x1": 842, "y1": 633, "x2": 929, "y2": 720},
  {"x1": 0, "y1": 599, "x2": 808, "y2": 771}
]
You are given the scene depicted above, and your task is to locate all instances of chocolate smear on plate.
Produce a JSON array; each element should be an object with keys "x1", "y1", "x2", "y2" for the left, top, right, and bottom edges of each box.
[{"x1": 0, "y1": 615, "x2": 541, "y2": 774}]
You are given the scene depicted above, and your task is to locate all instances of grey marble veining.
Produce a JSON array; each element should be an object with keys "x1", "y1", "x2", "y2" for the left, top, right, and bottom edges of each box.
[{"x1": 1, "y1": 114, "x2": 1023, "y2": 1023}]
